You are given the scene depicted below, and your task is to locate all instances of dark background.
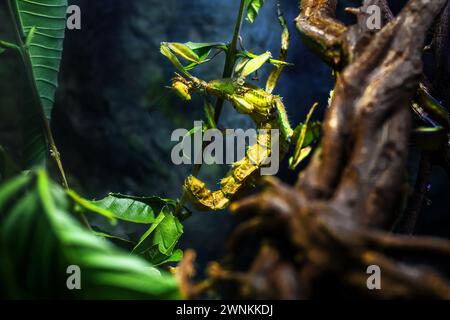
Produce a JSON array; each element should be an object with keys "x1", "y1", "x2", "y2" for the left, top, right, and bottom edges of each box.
[{"x1": 0, "y1": 0, "x2": 448, "y2": 268}]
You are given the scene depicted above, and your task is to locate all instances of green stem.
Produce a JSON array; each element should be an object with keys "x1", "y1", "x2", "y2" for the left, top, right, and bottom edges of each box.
[
  {"x1": 7, "y1": 0, "x2": 69, "y2": 189},
  {"x1": 194, "y1": 0, "x2": 246, "y2": 174},
  {"x1": 176, "y1": 0, "x2": 247, "y2": 213},
  {"x1": 214, "y1": 0, "x2": 246, "y2": 124}
]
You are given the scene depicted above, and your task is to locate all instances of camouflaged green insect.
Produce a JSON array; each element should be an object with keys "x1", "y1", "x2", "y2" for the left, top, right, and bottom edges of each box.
[{"x1": 161, "y1": 10, "x2": 321, "y2": 211}]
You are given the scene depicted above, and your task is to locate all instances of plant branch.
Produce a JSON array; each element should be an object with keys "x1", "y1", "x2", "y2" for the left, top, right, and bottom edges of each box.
[
  {"x1": 213, "y1": 0, "x2": 246, "y2": 124},
  {"x1": 176, "y1": 1, "x2": 247, "y2": 213}
]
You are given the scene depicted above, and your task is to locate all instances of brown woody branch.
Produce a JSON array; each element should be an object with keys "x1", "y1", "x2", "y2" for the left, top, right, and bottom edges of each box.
[{"x1": 204, "y1": 0, "x2": 450, "y2": 299}]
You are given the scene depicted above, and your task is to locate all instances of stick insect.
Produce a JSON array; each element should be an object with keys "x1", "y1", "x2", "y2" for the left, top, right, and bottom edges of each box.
[{"x1": 161, "y1": 11, "x2": 320, "y2": 211}]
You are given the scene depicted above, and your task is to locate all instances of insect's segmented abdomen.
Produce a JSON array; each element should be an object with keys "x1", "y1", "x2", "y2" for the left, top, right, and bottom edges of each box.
[{"x1": 243, "y1": 88, "x2": 274, "y2": 109}]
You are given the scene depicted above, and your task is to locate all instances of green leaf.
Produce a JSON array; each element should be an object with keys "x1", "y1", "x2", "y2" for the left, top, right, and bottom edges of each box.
[
  {"x1": 66, "y1": 190, "x2": 118, "y2": 224},
  {"x1": 93, "y1": 231, "x2": 133, "y2": 244},
  {"x1": 147, "y1": 249, "x2": 183, "y2": 267},
  {"x1": 245, "y1": 0, "x2": 265, "y2": 23},
  {"x1": 0, "y1": 173, "x2": 30, "y2": 213},
  {"x1": 160, "y1": 43, "x2": 192, "y2": 78},
  {"x1": 90, "y1": 194, "x2": 162, "y2": 224},
  {"x1": 237, "y1": 51, "x2": 272, "y2": 78},
  {"x1": 3, "y1": 1, "x2": 68, "y2": 166},
  {"x1": 132, "y1": 206, "x2": 183, "y2": 266},
  {"x1": 162, "y1": 41, "x2": 226, "y2": 71},
  {"x1": 0, "y1": 170, "x2": 181, "y2": 299},
  {"x1": 290, "y1": 103, "x2": 320, "y2": 170},
  {"x1": 68, "y1": 191, "x2": 184, "y2": 267},
  {"x1": 15, "y1": 0, "x2": 67, "y2": 119},
  {"x1": 109, "y1": 193, "x2": 177, "y2": 208},
  {"x1": 234, "y1": 57, "x2": 249, "y2": 75},
  {"x1": 184, "y1": 42, "x2": 226, "y2": 70},
  {"x1": 204, "y1": 99, "x2": 217, "y2": 129},
  {"x1": 167, "y1": 43, "x2": 200, "y2": 64},
  {"x1": 240, "y1": 51, "x2": 290, "y2": 67}
]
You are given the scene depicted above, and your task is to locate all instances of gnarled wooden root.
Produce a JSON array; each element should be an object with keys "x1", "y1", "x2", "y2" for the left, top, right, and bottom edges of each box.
[{"x1": 205, "y1": 0, "x2": 450, "y2": 299}]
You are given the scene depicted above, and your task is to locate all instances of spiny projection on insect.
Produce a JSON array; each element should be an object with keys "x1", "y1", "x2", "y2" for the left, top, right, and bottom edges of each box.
[{"x1": 160, "y1": 8, "x2": 321, "y2": 211}]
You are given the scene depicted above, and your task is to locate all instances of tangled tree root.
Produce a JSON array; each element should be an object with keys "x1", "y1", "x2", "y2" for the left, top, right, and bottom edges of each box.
[{"x1": 181, "y1": 0, "x2": 450, "y2": 299}]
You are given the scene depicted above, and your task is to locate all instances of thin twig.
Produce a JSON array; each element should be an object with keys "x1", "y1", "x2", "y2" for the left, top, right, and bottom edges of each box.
[{"x1": 213, "y1": 0, "x2": 246, "y2": 123}]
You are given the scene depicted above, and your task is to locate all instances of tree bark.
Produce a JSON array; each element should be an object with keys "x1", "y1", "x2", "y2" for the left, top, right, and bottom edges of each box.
[{"x1": 204, "y1": 0, "x2": 450, "y2": 299}]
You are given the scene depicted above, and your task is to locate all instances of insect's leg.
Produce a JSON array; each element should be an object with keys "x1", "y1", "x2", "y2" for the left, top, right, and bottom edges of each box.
[
  {"x1": 266, "y1": 3, "x2": 290, "y2": 94},
  {"x1": 183, "y1": 131, "x2": 274, "y2": 211},
  {"x1": 274, "y1": 98, "x2": 294, "y2": 142}
]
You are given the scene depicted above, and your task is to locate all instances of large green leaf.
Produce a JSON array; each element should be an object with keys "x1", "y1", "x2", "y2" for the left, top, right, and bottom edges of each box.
[
  {"x1": 67, "y1": 191, "x2": 184, "y2": 266},
  {"x1": 0, "y1": 171, "x2": 181, "y2": 299},
  {"x1": 15, "y1": 0, "x2": 67, "y2": 118},
  {"x1": 91, "y1": 194, "x2": 158, "y2": 224},
  {"x1": 132, "y1": 206, "x2": 184, "y2": 266},
  {"x1": 67, "y1": 191, "x2": 167, "y2": 225},
  {"x1": 161, "y1": 41, "x2": 226, "y2": 74},
  {"x1": 3, "y1": 0, "x2": 68, "y2": 166},
  {"x1": 183, "y1": 42, "x2": 227, "y2": 70}
]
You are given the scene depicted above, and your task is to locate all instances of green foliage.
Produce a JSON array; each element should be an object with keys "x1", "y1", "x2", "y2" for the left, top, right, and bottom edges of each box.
[
  {"x1": 70, "y1": 192, "x2": 176, "y2": 225},
  {"x1": 290, "y1": 103, "x2": 321, "y2": 170},
  {"x1": 204, "y1": 99, "x2": 217, "y2": 129},
  {"x1": 183, "y1": 42, "x2": 227, "y2": 70},
  {"x1": 132, "y1": 204, "x2": 184, "y2": 266},
  {"x1": 245, "y1": 0, "x2": 265, "y2": 23},
  {"x1": 92, "y1": 194, "x2": 162, "y2": 224},
  {"x1": 0, "y1": 0, "x2": 68, "y2": 166},
  {"x1": 15, "y1": 0, "x2": 67, "y2": 119},
  {"x1": 160, "y1": 42, "x2": 227, "y2": 77},
  {"x1": 160, "y1": 0, "x2": 321, "y2": 212},
  {"x1": 235, "y1": 51, "x2": 272, "y2": 78},
  {"x1": 68, "y1": 191, "x2": 184, "y2": 266},
  {"x1": 0, "y1": 171, "x2": 181, "y2": 299}
]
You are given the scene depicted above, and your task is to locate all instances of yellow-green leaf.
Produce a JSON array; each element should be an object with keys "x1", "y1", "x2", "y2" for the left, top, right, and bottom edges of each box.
[
  {"x1": 239, "y1": 51, "x2": 272, "y2": 78},
  {"x1": 167, "y1": 42, "x2": 200, "y2": 63},
  {"x1": 245, "y1": 0, "x2": 265, "y2": 23},
  {"x1": 290, "y1": 102, "x2": 319, "y2": 170}
]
